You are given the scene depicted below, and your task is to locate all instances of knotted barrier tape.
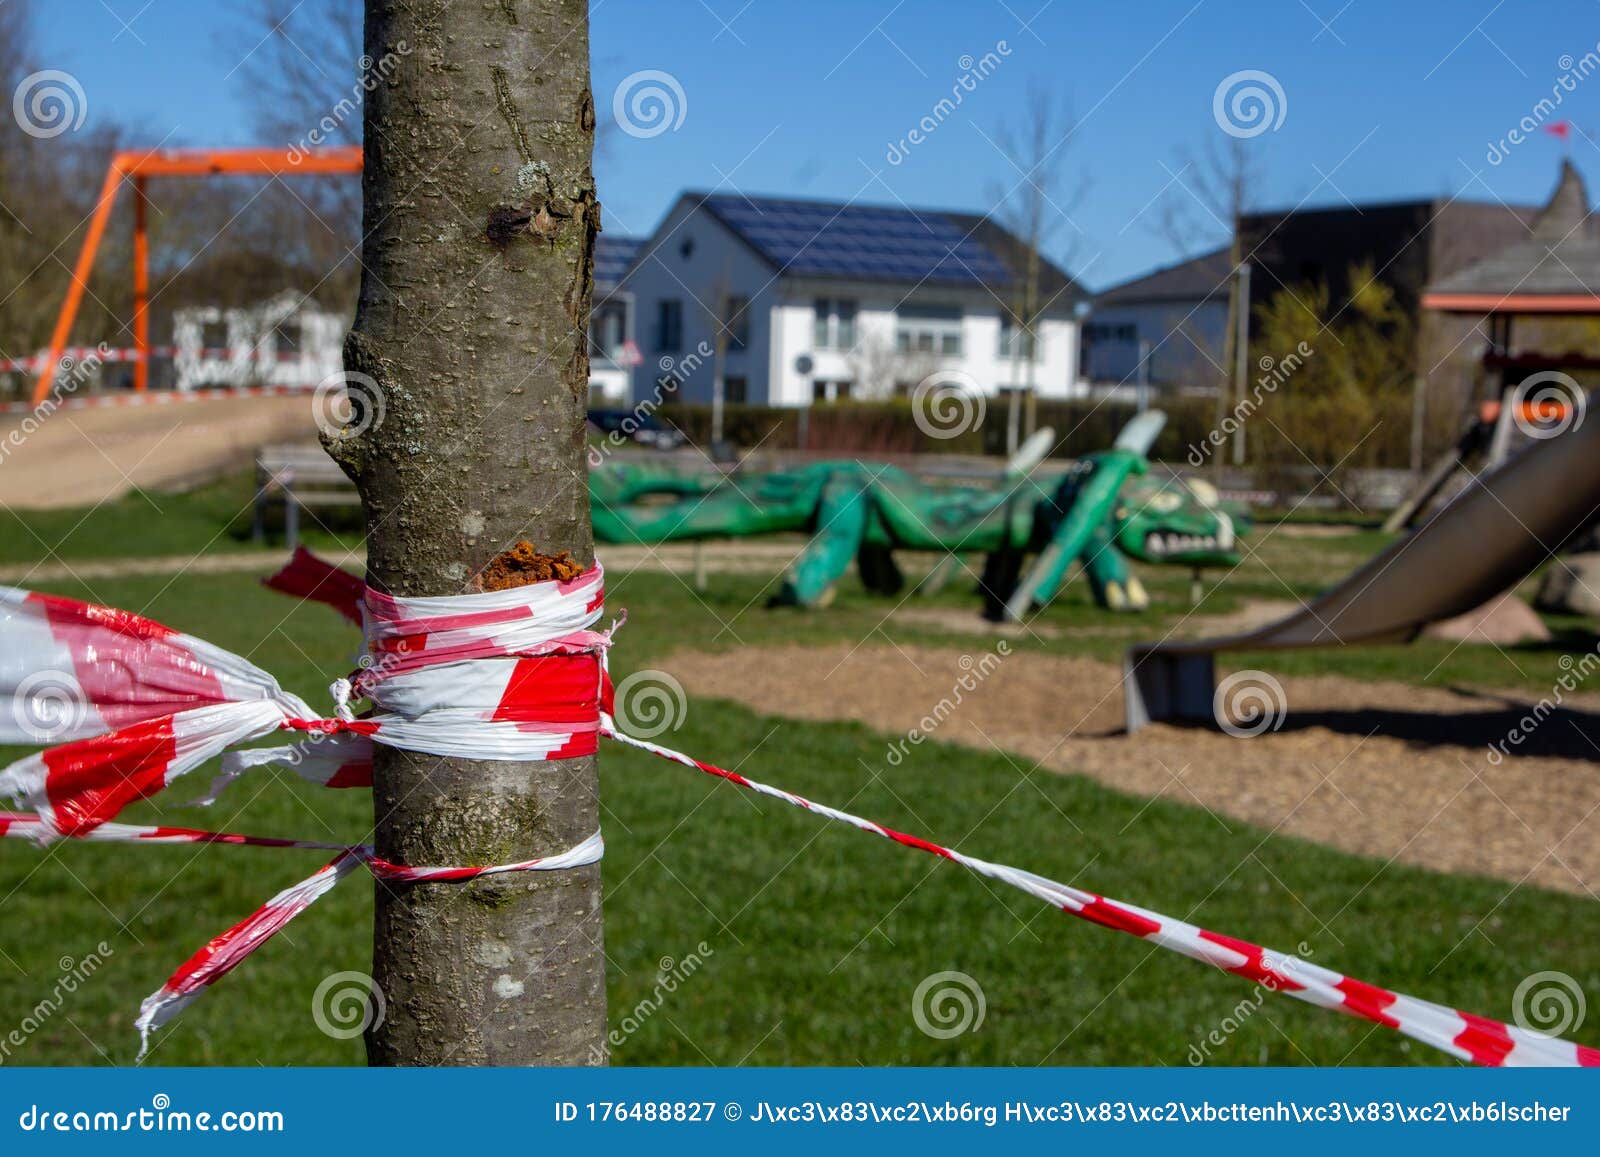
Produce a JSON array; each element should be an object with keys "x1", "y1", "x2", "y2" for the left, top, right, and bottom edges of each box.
[
  {"x1": 0, "y1": 561, "x2": 609, "y2": 1057},
  {"x1": 0, "y1": 547, "x2": 1593, "y2": 1067}
]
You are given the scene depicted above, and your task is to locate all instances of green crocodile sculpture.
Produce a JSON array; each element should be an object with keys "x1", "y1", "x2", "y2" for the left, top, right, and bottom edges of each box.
[{"x1": 588, "y1": 412, "x2": 1248, "y2": 619}]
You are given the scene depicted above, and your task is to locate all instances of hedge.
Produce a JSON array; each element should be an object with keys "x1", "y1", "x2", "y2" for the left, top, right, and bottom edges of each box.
[{"x1": 658, "y1": 398, "x2": 1221, "y2": 461}]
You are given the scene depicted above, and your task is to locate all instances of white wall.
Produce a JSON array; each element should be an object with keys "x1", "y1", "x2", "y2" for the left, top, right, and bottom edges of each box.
[
  {"x1": 625, "y1": 199, "x2": 779, "y2": 406},
  {"x1": 767, "y1": 280, "x2": 1081, "y2": 407}
]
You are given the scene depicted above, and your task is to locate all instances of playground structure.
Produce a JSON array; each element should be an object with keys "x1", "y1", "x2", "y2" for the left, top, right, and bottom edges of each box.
[
  {"x1": 590, "y1": 413, "x2": 1250, "y2": 617},
  {"x1": 1126, "y1": 388, "x2": 1600, "y2": 730},
  {"x1": 1130, "y1": 163, "x2": 1600, "y2": 730},
  {"x1": 1389, "y1": 158, "x2": 1597, "y2": 531},
  {"x1": 25, "y1": 146, "x2": 362, "y2": 406}
]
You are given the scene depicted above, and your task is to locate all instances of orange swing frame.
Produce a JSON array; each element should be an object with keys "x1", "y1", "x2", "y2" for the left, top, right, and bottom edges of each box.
[{"x1": 31, "y1": 145, "x2": 363, "y2": 406}]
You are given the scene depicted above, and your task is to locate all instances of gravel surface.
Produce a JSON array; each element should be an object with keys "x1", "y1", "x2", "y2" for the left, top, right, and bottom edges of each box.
[{"x1": 662, "y1": 642, "x2": 1600, "y2": 897}]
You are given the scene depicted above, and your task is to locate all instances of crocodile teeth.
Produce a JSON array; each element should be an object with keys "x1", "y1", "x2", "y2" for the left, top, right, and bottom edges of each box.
[{"x1": 1145, "y1": 532, "x2": 1223, "y2": 557}]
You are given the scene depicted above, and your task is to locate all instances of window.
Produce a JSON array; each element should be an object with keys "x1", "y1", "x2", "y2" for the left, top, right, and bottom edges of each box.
[
  {"x1": 654, "y1": 299, "x2": 683, "y2": 352},
  {"x1": 589, "y1": 301, "x2": 627, "y2": 360},
  {"x1": 896, "y1": 303, "x2": 963, "y2": 356},
  {"x1": 998, "y1": 315, "x2": 1037, "y2": 361},
  {"x1": 812, "y1": 298, "x2": 857, "y2": 350},
  {"x1": 724, "y1": 375, "x2": 748, "y2": 404},
  {"x1": 725, "y1": 294, "x2": 751, "y2": 351},
  {"x1": 811, "y1": 379, "x2": 853, "y2": 403},
  {"x1": 1084, "y1": 322, "x2": 1137, "y2": 343}
]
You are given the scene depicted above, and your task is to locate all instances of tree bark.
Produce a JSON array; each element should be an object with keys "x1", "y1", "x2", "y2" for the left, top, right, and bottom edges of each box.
[{"x1": 333, "y1": 0, "x2": 604, "y2": 1066}]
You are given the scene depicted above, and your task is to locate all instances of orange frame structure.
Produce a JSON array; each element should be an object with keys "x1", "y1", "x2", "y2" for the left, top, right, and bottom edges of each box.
[{"x1": 31, "y1": 146, "x2": 363, "y2": 405}]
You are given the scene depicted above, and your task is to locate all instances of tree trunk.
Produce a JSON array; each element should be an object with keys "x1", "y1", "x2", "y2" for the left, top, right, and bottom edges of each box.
[{"x1": 330, "y1": 0, "x2": 605, "y2": 1066}]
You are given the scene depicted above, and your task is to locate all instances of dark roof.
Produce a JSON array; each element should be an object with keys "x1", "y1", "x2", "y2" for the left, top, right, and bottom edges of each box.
[
  {"x1": 685, "y1": 191, "x2": 1083, "y2": 302},
  {"x1": 1093, "y1": 247, "x2": 1233, "y2": 306},
  {"x1": 594, "y1": 234, "x2": 641, "y2": 294},
  {"x1": 1426, "y1": 162, "x2": 1600, "y2": 299}
]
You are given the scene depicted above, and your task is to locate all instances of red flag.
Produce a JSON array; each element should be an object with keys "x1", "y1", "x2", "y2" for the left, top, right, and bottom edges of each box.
[{"x1": 1546, "y1": 120, "x2": 1573, "y2": 140}]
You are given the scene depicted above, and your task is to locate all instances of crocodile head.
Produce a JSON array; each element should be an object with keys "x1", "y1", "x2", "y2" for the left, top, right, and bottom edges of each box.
[{"x1": 1115, "y1": 474, "x2": 1247, "y2": 566}]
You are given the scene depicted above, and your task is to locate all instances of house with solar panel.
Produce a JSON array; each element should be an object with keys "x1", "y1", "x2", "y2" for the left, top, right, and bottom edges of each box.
[
  {"x1": 587, "y1": 234, "x2": 643, "y2": 401},
  {"x1": 620, "y1": 192, "x2": 1087, "y2": 407}
]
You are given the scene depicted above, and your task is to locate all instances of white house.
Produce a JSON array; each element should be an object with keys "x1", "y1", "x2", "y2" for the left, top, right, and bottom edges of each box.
[
  {"x1": 619, "y1": 192, "x2": 1087, "y2": 407},
  {"x1": 171, "y1": 290, "x2": 342, "y2": 391}
]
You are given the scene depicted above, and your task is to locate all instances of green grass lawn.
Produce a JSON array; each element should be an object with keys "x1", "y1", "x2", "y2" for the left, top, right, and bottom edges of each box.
[
  {"x1": 0, "y1": 472, "x2": 362, "y2": 569},
  {"x1": 0, "y1": 479, "x2": 1596, "y2": 1066}
]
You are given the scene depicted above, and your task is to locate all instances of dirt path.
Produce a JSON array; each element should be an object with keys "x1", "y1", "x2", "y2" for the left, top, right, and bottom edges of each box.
[
  {"x1": 661, "y1": 642, "x2": 1600, "y2": 896},
  {"x1": 0, "y1": 396, "x2": 322, "y2": 508}
]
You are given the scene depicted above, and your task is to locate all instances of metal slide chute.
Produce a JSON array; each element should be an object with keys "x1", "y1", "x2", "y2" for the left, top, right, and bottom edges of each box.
[{"x1": 1125, "y1": 392, "x2": 1600, "y2": 730}]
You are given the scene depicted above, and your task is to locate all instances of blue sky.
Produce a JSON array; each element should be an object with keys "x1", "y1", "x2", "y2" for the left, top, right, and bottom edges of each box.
[{"x1": 29, "y1": 0, "x2": 1600, "y2": 288}]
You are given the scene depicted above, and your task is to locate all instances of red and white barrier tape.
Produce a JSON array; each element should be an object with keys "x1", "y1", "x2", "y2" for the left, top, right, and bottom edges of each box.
[
  {"x1": 0, "y1": 346, "x2": 143, "y2": 374},
  {"x1": 604, "y1": 727, "x2": 1597, "y2": 1068},
  {"x1": 1, "y1": 347, "x2": 325, "y2": 373},
  {"x1": 0, "y1": 811, "x2": 601, "y2": 1056},
  {"x1": 1, "y1": 384, "x2": 320, "y2": 415},
  {"x1": 0, "y1": 548, "x2": 1594, "y2": 1067}
]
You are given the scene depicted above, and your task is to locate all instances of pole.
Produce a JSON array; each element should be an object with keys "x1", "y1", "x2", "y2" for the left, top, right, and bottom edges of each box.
[
  {"x1": 132, "y1": 176, "x2": 149, "y2": 393},
  {"x1": 30, "y1": 158, "x2": 123, "y2": 405},
  {"x1": 1230, "y1": 261, "x2": 1251, "y2": 467}
]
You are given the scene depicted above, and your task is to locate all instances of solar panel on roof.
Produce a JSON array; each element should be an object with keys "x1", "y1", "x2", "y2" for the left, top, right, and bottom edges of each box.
[{"x1": 699, "y1": 193, "x2": 1020, "y2": 287}]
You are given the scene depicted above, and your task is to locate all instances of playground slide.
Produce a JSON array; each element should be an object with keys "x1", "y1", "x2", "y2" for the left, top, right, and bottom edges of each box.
[{"x1": 1125, "y1": 395, "x2": 1600, "y2": 731}]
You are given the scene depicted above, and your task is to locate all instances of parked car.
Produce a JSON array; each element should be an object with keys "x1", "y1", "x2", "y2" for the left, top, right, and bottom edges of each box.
[{"x1": 587, "y1": 409, "x2": 686, "y2": 449}]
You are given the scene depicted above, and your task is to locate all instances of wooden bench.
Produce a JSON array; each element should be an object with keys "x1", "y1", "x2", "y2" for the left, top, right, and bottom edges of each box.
[{"x1": 253, "y1": 443, "x2": 359, "y2": 548}]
